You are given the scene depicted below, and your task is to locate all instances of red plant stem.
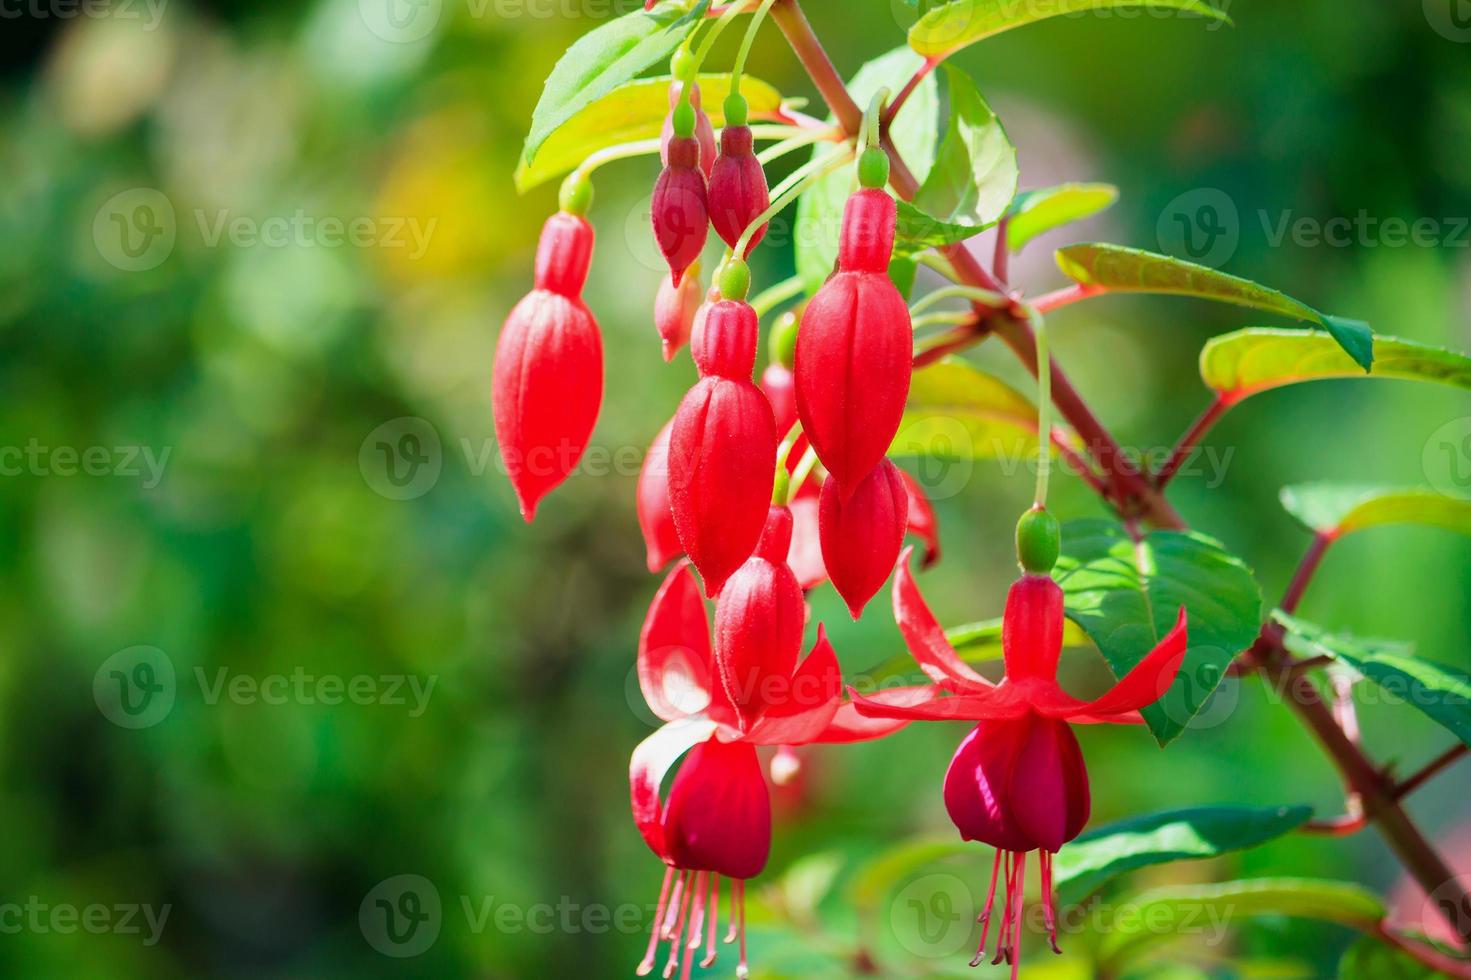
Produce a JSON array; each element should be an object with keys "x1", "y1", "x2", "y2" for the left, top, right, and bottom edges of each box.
[
  {"x1": 992, "y1": 216, "x2": 1010, "y2": 286},
  {"x1": 1302, "y1": 810, "x2": 1368, "y2": 837},
  {"x1": 1155, "y1": 395, "x2": 1230, "y2": 489},
  {"x1": 1280, "y1": 532, "x2": 1332, "y2": 615},
  {"x1": 1030, "y1": 282, "x2": 1104, "y2": 314},
  {"x1": 1396, "y1": 744, "x2": 1469, "y2": 801},
  {"x1": 882, "y1": 56, "x2": 938, "y2": 129},
  {"x1": 1373, "y1": 925, "x2": 1471, "y2": 979},
  {"x1": 769, "y1": 0, "x2": 1471, "y2": 957}
]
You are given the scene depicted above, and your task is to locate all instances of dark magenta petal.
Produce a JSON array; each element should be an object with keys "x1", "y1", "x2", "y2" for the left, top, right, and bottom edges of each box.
[
  {"x1": 629, "y1": 718, "x2": 718, "y2": 862},
  {"x1": 1007, "y1": 716, "x2": 1090, "y2": 853},
  {"x1": 663, "y1": 736, "x2": 771, "y2": 880},
  {"x1": 942, "y1": 720, "x2": 1037, "y2": 853},
  {"x1": 1001, "y1": 574, "x2": 1066, "y2": 682}
]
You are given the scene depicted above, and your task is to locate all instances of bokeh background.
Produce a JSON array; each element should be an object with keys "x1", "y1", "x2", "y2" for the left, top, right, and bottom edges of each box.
[{"x1": 2, "y1": 0, "x2": 1470, "y2": 976}]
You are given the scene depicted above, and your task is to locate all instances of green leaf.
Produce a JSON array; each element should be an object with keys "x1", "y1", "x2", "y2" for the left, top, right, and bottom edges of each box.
[
  {"x1": 1280, "y1": 484, "x2": 1471, "y2": 540},
  {"x1": 1055, "y1": 243, "x2": 1374, "y2": 369},
  {"x1": 1054, "y1": 804, "x2": 1314, "y2": 903},
  {"x1": 1098, "y1": 878, "x2": 1385, "y2": 971},
  {"x1": 521, "y1": 3, "x2": 703, "y2": 167},
  {"x1": 514, "y1": 73, "x2": 783, "y2": 192},
  {"x1": 908, "y1": 0, "x2": 1231, "y2": 59},
  {"x1": 795, "y1": 47, "x2": 938, "y2": 292},
  {"x1": 1340, "y1": 933, "x2": 1465, "y2": 979},
  {"x1": 1276, "y1": 612, "x2": 1471, "y2": 747},
  {"x1": 893, "y1": 66, "x2": 1017, "y2": 254},
  {"x1": 1005, "y1": 182, "x2": 1119, "y2": 253},
  {"x1": 1201, "y1": 328, "x2": 1471, "y2": 404},
  {"x1": 1055, "y1": 519, "x2": 1262, "y2": 745},
  {"x1": 890, "y1": 357, "x2": 1044, "y2": 463}
]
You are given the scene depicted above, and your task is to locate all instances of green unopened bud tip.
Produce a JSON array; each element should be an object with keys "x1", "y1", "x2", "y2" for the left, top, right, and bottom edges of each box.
[
  {"x1": 558, "y1": 171, "x2": 594, "y2": 216},
  {"x1": 769, "y1": 310, "x2": 798, "y2": 370},
  {"x1": 1016, "y1": 506, "x2": 1061, "y2": 574},
  {"x1": 718, "y1": 258, "x2": 751, "y2": 301},
  {"x1": 858, "y1": 146, "x2": 890, "y2": 189},
  {"x1": 723, "y1": 93, "x2": 748, "y2": 127}
]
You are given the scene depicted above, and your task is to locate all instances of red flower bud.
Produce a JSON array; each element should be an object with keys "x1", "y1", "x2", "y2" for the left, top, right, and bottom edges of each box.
[
  {"x1": 660, "y1": 81, "x2": 716, "y2": 179},
  {"x1": 687, "y1": 284, "x2": 721, "y2": 367},
  {"x1": 492, "y1": 212, "x2": 603, "y2": 521},
  {"x1": 794, "y1": 188, "x2": 912, "y2": 493},
  {"x1": 654, "y1": 261, "x2": 703, "y2": 361},
  {"x1": 897, "y1": 469, "x2": 941, "y2": 568},
  {"x1": 636, "y1": 421, "x2": 682, "y2": 573},
  {"x1": 652, "y1": 136, "x2": 709, "y2": 287},
  {"x1": 760, "y1": 363, "x2": 797, "y2": 438},
  {"x1": 707, "y1": 124, "x2": 770, "y2": 255},
  {"x1": 713, "y1": 506, "x2": 805, "y2": 728},
  {"x1": 818, "y1": 458, "x2": 908, "y2": 618},
  {"x1": 668, "y1": 300, "x2": 777, "y2": 595}
]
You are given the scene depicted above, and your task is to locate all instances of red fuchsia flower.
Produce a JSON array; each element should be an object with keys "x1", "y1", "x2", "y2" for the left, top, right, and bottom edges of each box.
[
  {"x1": 713, "y1": 506, "x2": 805, "y2": 729},
  {"x1": 660, "y1": 81, "x2": 717, "y2": 179},
  {"x1": 637, "y1": 420, "x2": 682, "y2": 573},
  {"x1": 631, "y1": 561, "x2": 915, "y2": 979},
  {"x1": 794, "y1": 185, "x2": 913, "y2": 494},
  {"x1": 851, "y1": 551, "x2": 1189, "y2": 971},
  {"x1": 492, "y1": 210, "x2": 603, "y2": 521},
  {"x1": 818, "y1": 457, "x2": 908, "y2": 619},
  {"x1": 707, "y1": 97, "x2": 770, "y2": 255},
  {"x1": 654, "y1": 259, "x2": 704, "y2": 361},
  {"x1": 785, "y1": 496, "x2": 826, "y2": 590},
  {"x1": 686, "y1": 284, "x2": 721, "y2": 366},
  {"x1": 667, "y1": 297, "x2": 777, "y2": 597},
  {"x1": 652, "y1": 115, "x2": 710, "y2": 287}
]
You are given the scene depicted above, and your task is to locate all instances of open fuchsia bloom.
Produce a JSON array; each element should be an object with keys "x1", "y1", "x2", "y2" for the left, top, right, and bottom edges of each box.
[
  {"x1": 794, "y1": 186, "x2": 913, "y2": 493},
  {"x1": 631, "y1": 562, "x2": 915, "y2": 979},
  {"x1": 852, "y1": 552, "x2": 1188, "y2": 971},
  {"x1": 491, "y1": 211, "x2": 603, "y2": 521},
  {"x1": 667, "y1": 297, "x2": 776, "y2": 597}
]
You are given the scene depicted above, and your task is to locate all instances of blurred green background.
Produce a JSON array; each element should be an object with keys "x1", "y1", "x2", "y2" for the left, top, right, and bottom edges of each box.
[{"x1": 2, "y1": 0, "x2": 1470, "y2": 976}]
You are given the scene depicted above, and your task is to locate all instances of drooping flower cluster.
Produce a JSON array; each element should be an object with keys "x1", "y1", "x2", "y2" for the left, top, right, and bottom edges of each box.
[
  {"x1": 490, "y1": 44, "x2": 1210, "y2": 977},
  {"x1": 853, "y1": 522, "x2": 1189, "y2": 972},
  {"x1": 630, "y1": 558, "x2": 913, "y2": 978}
]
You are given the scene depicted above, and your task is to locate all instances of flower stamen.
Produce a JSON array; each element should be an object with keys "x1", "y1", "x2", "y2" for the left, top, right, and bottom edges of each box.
[{"x1": 638, "y1": 867, "x2": 676, "y2": 976}]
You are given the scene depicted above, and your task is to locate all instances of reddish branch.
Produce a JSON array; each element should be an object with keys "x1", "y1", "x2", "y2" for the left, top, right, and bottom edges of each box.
[
  {"x1": 1155, "y1": 395, "x2": 1229, "y2": 489},
  {"x1": 767, "y1": 0, "x2": 1471, "y2": 959}
]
